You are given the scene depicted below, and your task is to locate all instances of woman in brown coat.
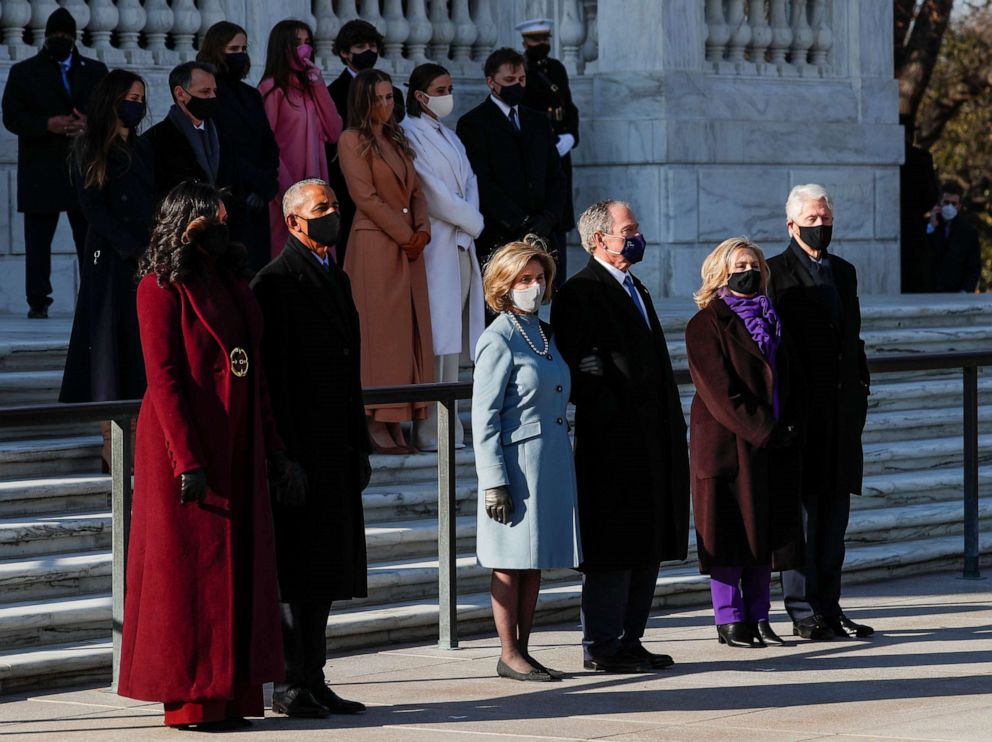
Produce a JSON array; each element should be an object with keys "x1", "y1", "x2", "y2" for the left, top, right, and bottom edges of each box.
[
  {"x1": 339, "y1": 69, "x2": 433, "y2": 453},
  {"x1": 685, "y1": 237, "x2": 804, "y2": 650}
]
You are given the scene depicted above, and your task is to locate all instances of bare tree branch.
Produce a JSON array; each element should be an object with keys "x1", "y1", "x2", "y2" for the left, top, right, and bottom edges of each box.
[{"x1": 897, "y1": 0, "x2": 955, "y2": 124}]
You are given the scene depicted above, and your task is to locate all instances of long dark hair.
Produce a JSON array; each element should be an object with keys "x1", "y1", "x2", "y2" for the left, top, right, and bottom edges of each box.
[
  {"x1": 197, "y1": 21, "x2": 249, "y2": 79},
  {"x1": 72, "y1": 69, "x2": 145, "y2": 189},
  {"x1": 348, "y1": 69, "x2": 415, "y2": 160},
  {"x1": 261, "y1": 19, "x2": 313, "y2": 98},
  {"x1": 405, "y1": 63, "x2": 449, "y2": 118},
  {"x1": 139, "y1": 181, "x2": 249, "y2": 285}
]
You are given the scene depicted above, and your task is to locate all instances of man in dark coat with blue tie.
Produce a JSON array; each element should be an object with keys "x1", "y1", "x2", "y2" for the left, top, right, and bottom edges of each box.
[
  {"x1": 1, "y1": 7, "x2": 107, "y2": 317},
  {"x1": 551, "y1": 200, "x2": 690, "y2": 673},
  {"x1": 251, "y1": 178, "x2": 371, "y2": 719}
]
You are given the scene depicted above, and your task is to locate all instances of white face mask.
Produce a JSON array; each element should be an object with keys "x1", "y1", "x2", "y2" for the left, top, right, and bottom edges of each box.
[
  {"x1": 940, "y1": 203, "x2": 958, "y2": 222},
  {"x1": 423, "y1": 93, "x2": 454, "y2": 119},
  {"x1": 510, "y1": 283, "x2": 544, "y2": 314}
]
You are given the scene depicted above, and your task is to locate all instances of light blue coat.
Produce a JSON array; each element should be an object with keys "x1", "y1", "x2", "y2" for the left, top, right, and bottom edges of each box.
[{"x1": 471, "y1": 313, "x2": 581, "y2": 569}]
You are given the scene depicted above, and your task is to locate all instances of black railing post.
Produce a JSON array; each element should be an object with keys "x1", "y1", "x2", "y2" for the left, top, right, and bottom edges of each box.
[
  {"x1": 436, "y1": 393, "x2": 459, "y2": 649},
  {"x1": 962, "y1": 365, "x2": 981, "y2": 579},
  {"x1": 110, "y1": 415, "x2": 134, "y2": 690}
]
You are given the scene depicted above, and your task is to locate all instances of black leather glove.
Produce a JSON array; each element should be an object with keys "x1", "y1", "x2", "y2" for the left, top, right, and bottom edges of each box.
[
  {"x1": 179, "y1": 468, "x2": 207, "y2": 505},
  {"x1": 269, "y1": 452, "x2": 308, "y2": 507},
  {"x1": 766, "y1": 423, "x2": 799, "y2": 449},
  {"x1": 578, "y1": 347, "x2": 604, "y2": 376},
  {"x1": 358, "y1": 454, "x2": 372, "y2": 491},
  {"x1": 245, "y1": 192, "x2": 266, "y2": 210},
  {"x1": 527, "y1": 212, "x2": 556, "y2": 239},
  {"x1": 484, "y1": 486, "x2": 513, "y2": 524}
]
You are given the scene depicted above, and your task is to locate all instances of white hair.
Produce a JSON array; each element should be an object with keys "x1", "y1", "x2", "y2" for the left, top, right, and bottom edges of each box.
[
  {"x1": 785, "y1": 183, "x2": 833, "y2": 222},
  {"x1": 282, "y1": 178, "x2": 331, "y2": 218},
  {"x1": 577, "y1": 199, "x2": 633, "y2": 254}
]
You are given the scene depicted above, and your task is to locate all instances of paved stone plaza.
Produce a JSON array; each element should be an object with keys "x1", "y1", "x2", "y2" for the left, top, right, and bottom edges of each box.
[{"x1": 0, "y1": 571, "x2": 989, "y2": 741}]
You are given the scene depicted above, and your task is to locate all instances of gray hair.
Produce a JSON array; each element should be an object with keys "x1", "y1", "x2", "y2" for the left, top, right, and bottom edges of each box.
[
  {"x1": 282, "y1": 178, "x2": 331, "y2": 218},
  {"x1": 577, "y1": 199, "x2": 633, "y2": 254},
  {"x1": 786, "y1": 183, "x2": 833, "y2": 222}
]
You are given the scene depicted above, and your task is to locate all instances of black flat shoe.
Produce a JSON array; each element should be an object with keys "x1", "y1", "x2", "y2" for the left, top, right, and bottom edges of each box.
[
  {"x1": 309, "y1": 684, "x2": 366, "y2": 714},
  {"x1": 826, "y1": 612, "x2": 875, "y2": 638},
  {"x1": 524, "y1": 654, "x2": 565, "y2": 680},
  {"x1": 717, "y1": 622, "x2": 756, "y2": 647},
  {"x1": 793, "y1": 614, "x2": 835, "y2": 640},
  {"x1": 272, "y1": 687, "x2": 330, "y2": 718},
  {"x1": 496, "y1": 658, "x2": 554, "y2": 682},
  {"x1": 754, "y1": 619, "x2": 786, "y2": 646},
  {"x1": 623, "y1": 644, "x2": 675, "y2": 668}
]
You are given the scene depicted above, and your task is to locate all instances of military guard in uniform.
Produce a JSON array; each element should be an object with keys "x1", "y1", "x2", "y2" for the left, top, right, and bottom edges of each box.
[{"x1": 517, "y1": 18, "x2": 580, "y2": 289}]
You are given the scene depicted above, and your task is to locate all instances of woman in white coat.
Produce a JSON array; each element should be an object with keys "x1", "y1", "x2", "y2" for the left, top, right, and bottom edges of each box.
[{"x1": 401, "y1": 64, "x2": 485, "y2": 451}]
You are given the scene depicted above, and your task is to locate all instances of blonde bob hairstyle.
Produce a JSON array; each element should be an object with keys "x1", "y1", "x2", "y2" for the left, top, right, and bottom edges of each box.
[
  {"x1": 693, "y1": 236, "x2": 770, "y2": 309},
  {"x1": 482, "y1": 236, "x2": 557, "y2": 314}
]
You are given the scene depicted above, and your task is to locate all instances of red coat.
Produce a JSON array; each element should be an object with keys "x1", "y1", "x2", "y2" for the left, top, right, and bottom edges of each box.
[{"x1": 118, "y1": 270, "x2": 284, "y2": 703}]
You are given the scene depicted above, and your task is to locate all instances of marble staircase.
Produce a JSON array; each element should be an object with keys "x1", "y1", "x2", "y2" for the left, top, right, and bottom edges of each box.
[{"x1": 0, "y1": 296, "x2": 991, "y2": 694}]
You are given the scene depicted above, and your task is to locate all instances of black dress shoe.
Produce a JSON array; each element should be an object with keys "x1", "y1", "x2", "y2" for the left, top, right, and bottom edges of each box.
[
  {"x1": 496, "y1": 658, "x2": 554, "y2": 682},
  {"x1": 753, "y1": 619, "x2": 786, "y2": 646},
  {"x1": 524, "y1": 654, "x2": 566, "y2": 680},
  {"x1": 309, "y1": 684, "x2": 366, "y2": 714},
  {"x1": 623, "y1": 644, "x2": 675, "y2": 668},
  {"x1": 717, "y1": 622, "x2": 757, "y2": 647},
  {"x1": 271, "y1": 687, "x2": 330, "y2": 718},
  {"x1": 27, "y1": 308, "x2": 48, "y2": 319},
  {"x1": 826, "y1": 612, "x2": 875, "y2": 638},
  {"x1": 792, "y1": 614, "x2": 834, "y2": 640},
  {"x1": 582, "y1": 651, "x2": 651, "y2": 673}
]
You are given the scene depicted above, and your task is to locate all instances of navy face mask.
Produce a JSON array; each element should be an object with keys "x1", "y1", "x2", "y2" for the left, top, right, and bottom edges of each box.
[
  {"x1": 117, "y1": 99, "x2": 145, "y2": 129},
  {"x1": 603, "y1": 233, "x2": 646, "y2": 264},
  {"x1": 496, "y1": 82, "x2": 525, "y2": 107}
]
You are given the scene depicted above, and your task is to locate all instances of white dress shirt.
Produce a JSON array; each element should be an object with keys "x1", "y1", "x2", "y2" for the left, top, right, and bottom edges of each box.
[{"x1": 593, "y1": 255, "x2": 649, "y2": 323}]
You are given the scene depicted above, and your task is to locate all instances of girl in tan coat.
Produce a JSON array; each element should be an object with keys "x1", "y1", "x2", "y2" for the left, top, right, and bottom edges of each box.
[{"x1": 339, "y1": 69, "x2": 433, "y2": 453}]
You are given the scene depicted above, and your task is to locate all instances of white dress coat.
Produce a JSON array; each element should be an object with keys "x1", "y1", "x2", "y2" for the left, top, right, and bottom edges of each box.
[{"x1": 401, "y1": 113, "x2": 485, "y2": 359}]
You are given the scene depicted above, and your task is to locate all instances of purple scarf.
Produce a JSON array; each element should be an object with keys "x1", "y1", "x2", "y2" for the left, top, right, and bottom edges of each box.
[{"x1": 720, "y1": 289, "x2": 782, "y2": 418}]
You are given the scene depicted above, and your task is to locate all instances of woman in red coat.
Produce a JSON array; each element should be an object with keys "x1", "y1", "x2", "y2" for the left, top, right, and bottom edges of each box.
[{"x1": 119, "y1": 181, "x2": 304, "y2": 730}]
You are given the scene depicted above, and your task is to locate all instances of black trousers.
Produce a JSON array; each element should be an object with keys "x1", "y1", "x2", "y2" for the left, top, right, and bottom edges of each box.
[
  {"x1": 274, "y1": 600, "x2": 332, "y2": 695},
  {"x1": 24, "y1": 210, "x2": 87, "y2": 310},
  {"x1": 580, "y1": 564, "x2": 659, "y2": 660}
]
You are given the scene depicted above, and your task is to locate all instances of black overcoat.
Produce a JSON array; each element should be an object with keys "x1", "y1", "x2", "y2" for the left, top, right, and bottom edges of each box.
[
  {"x1": 550, "y1": 257, "x2": 691, "y2": 571},
  {"x1": 456, "y1": 97, "x2": 567, "y2": 262},
  {"x1": 250, "y1": 237, "x2": 371, "y2": 602},
  {"x1": 767, "y1": 240, "x2": 869, "y2": 497},
  {"x1": 60, "y1": 137, "x2": 155, "y2": 403},
  {"x1": 1, "y1": 48, "x2": 107, "y2": 213},
  {"x1": 142, "y1": 114, "x2": 240, "y2": 206},
  {"x1": 685, "y1": 299, "x2": 804, "y2": 574},
  {"x1": 213, "y1": 77, "x2": 280, "y2": 272},
  {"x1": 927, "y1": 216, "x2": 982, "y2": 293}
]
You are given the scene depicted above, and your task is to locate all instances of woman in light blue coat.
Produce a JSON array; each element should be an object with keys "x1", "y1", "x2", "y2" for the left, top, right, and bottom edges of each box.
[{"x1": 472, "y1": 239, "x2": 581, "y2": 683}]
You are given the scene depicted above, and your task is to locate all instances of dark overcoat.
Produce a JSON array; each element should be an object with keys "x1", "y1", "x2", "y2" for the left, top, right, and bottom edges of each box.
[
  {"x1": 251, "y1": 237, "x2": 371, "y2": 602},
  {"x1": 60, "y1": 137, "x2": 155, "y2": 403},
  {"x1": 927, "y1": 216, "x2": 982, "y2": 293},
  {"x1": 456, "y1": 98, "x2": 567, "y2": 262},
  {"x1": 143, "y1": 114, "x2": 240, "y2": 204},
  {"x1": 550, "y1": 257, "x2": 691, "y2": 571},
  {"x1": 213, "y1": 77, "x2": 280, "y2": 271},
  {"x1": 685, "y1": 299, "x2": 804, "y2": 573},
  {"x1": 119, "y1": 269, "x2": 284, "y2": 703},
  {"x1": 1, "y1": 48, "x2": 107, "y2": 213},
  {"x1": 767, "y1": 240, "x2": 869, "y2": 496}
]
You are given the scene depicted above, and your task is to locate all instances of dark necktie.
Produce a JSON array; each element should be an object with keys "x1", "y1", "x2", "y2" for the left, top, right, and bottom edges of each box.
[
  {"x1": 508, "y1": 107, "x2": 519, "y2": 131},
  {"x1": 623, "y1": 274, "x2": 650, "y2": 327},
  {"x1": 59, "y1": 62, "x2": 71, "y2": 95}
]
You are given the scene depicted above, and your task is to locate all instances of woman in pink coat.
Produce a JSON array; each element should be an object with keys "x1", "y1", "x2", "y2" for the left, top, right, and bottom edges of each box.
[{"x1": 259, "y1": 19, "x2": 342, "y2": 257}]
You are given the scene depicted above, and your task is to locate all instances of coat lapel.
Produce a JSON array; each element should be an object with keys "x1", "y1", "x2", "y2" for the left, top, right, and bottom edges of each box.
[
  {"x1": 711, "y1": 299, "x2": 775, "y2": 401},
  {"x1": 484, "y1": 97, "x2": 521, "y2": 139},
  {"x1": 586, "y1": 258, "x2": 654, "y2": 335},
  {"x1": 282, "y1": 241, "x2": 353, "y2": 339}
]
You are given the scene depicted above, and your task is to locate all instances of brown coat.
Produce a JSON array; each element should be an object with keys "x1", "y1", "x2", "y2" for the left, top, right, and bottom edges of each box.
[
  {"x1": 685, "y1": 299, "x2": 804, "y2": 574},
  {"x1": 339, "y1": 129, "x2": 433, "y2": 422}
]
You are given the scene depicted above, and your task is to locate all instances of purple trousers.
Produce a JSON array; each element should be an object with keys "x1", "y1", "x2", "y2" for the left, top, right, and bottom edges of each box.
[{"x1": 710, "y1": 565, "x2": 772, "y2": 624}]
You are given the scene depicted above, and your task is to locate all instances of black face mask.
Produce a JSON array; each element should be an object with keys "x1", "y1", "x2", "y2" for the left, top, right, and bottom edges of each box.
[
  {"x1": 727, "y1": 269, "x2": 762, "y2": 296},
  {"x1": 224, "y1": 52, "x2": 250, "y2": 80},
  {"x1": 46, "y1": 37, "x2": 74, "y2": 62},
  {"x1": 350, "y1": 49, "x2": 379, "y2": 71},
  {"x1": 301, "y1": 211, "x2": 341, "y2": 247},
  {"x1": 525, "y1": 43, "x2": 551, "y2": 62},
  {"x1": 798, "y1": 224, "x2": 832, "y2": 252},
  {"x1": 117, "y1": 100, "x2": 146, "y2": 129},
  {"x1": 183, "y1": 92, "x2": 217, "y2": 121},
  {"x1": 496, "y1": 82, "x2": 525, "y2": 107},
  {"x1": 194, "y1": 222, "x2": 230, "y2": 256}
]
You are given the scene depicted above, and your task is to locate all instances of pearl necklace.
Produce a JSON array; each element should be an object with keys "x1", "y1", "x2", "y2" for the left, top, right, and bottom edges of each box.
[{"x1": 506, "y1": 312, "x2": 553, "y2": 360}]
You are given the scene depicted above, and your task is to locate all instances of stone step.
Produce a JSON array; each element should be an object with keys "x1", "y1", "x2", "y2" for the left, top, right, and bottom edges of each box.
[
  {"x1": 0, "y1": 435, "x2": 102, "y2": 480},
  {"x1": 0, "y1": 594, "x2": 110, "y2": 649},
  {"x1": 861, "y1": 405, "x2": 992, "y2": 443},
  {"x1": 0, "y1": 638, "x2": 111, "y2": 695},
  {"x1": 363, "y1": 480, "x2": 477, "y2": 523},
  {"x1": 0, "y1": 369, "x2": 64, "y2": 406},
  {"x1": 857, "y1": 465, "x2": 992, "y2": 509},
  {"x1": 862, "y1": 434, "x2": 992, "y2": 476},
  {"x1": 0, "y1": 551, "x2": 111, "y2": 604},
  {"x1": 0, "y1": 475, "x2": 111, "y2": 518},
  {"x1": 0, "y1": 511, "x2": 111, "y2": 560},
  {"x1": 365, "y1": 515, "x2": 476, "y2": 561},
  {"x1": 0, "y1": 338, "x2": 69, "y2": 372},
  {"x1": 864, "y1": 376, "x2": 992, "y2": 413}
]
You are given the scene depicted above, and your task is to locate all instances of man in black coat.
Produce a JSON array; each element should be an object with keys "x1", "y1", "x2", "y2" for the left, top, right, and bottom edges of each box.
[
  {"x1": 926, "y1": 181, "x2": 982, "y2": 293},
  {"x1": 251, "y1": 178, "x2": 370, "y2": 718},
  {"x1": 551, "y1": 200, "x2": 690, "y2": 674},
  {"x1": 899, "y1": 123, "x2": 939, "y2": 293},
  {"x1": 518, "y1": 18, "x2": 580, "y2": 286},
  {"x1": 767, "y1": 184, "x2": 874, "y2": 641},
  {"x1": 1, "y1": 8, "x2": 107, "y2": 317},
  {"x1": 457, "y1": 47, "x2": 567, "y2": 267}
]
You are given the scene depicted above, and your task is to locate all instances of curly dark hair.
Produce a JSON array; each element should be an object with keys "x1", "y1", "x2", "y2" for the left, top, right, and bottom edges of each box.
[
  {"x1": 138, "y1": 180, "x2": 250, "y2": 285},
  {"x1": 332, "y1": 20, "x2": 384, "y2": 63}
]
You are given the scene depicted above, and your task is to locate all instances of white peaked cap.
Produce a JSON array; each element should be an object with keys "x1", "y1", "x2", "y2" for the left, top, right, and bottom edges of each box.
[{"x1": 515, "y1": 18, "x2": 554, "y2": 36}]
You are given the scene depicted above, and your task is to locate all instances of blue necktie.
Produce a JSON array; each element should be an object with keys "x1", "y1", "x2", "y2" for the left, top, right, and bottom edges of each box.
[
  {"x1": 623, "y1": 274, "x2": 650, "y2": 327},
  {"x1": 59, "y1": 61, "x2": 71, "y2": 95}
]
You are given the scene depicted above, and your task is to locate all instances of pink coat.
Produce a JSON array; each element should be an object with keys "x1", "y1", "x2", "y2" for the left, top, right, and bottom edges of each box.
[{"x1": 259, "y1": 76, "x2": 342, "y2": 256}]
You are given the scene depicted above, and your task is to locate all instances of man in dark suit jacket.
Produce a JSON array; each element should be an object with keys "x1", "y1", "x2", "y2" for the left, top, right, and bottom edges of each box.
[
  {"x1": 767, "y1": 184, "x2": 874, "y2": 641},
  {"x1": 1, "y1": 7, "x2": 107, "y2": 317},
  {"x1": 251, "y1": 178, "x2": 371, "y2": 719},
  {"x1": 551, "y1": 200, "x2": 690, "y2": 674},
  {"x1": 926, "y1": 182, "x2": 982, "y2": 293},
  {"x1": 457, "y1": 47, "x2": 567, "y2": 267}
]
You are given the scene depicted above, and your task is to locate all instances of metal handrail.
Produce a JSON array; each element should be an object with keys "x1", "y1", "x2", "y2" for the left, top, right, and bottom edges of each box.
[{"x1": 0, "y1": 351, "x2": 989, "y2": 685}]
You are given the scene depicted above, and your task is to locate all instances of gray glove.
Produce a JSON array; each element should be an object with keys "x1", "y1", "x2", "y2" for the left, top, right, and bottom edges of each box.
[{"x1": 484, "y1": 486, "x2": 513, "y2": 524}]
